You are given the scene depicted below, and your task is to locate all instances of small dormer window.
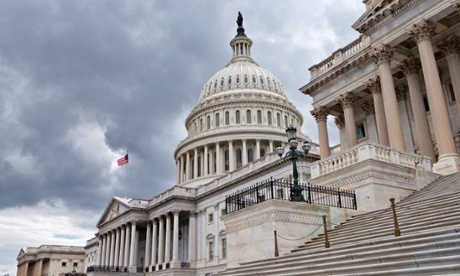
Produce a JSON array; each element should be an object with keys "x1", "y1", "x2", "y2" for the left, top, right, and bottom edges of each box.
[
  {"x1": 260, "y1": 76, "x2": 264, "y2": 85},
  {"x1": 267, "y1": 78, "x2": 271, "y2": 87},
  {"x1": 244, "y1": 75, "x2": 249, "y2": 84},
  {"x1": 252, "y1": 75, "x2": 257, "y2": 84},
  {"x1": 214, "y1": 81, "x2": 217, "y2": 89},
  {"x1": 228, "y1": 76, "x2": 232, "y2": 85},
  {"x1": 220, "y1": 78, "x2": 224, "y2": 87},
  {"x1": 208, "y1": 83, "x2": 212, "y2": 92},
  {"x1": 236, "y1": 75, "x2": 240, "y2": 84}
]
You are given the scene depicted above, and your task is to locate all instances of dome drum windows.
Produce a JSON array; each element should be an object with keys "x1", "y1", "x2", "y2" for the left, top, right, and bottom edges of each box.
[
  {"x1": 228, "y1": 76, "x2": 232, "y2": 86},
  {"x1": 216, "y1": 113, "x2": 220, "y2": 127},
  {"x1": 236, "y1": 75, "x2": 240, "y2": 84},
  {"x1": 246, "y1": 110, "x2": 252, "y2": 124},
  {"x1": 259, "y1": 76, "x2": 264, "y2": 86},
  {"x1": 225, "y1": 111, "x2": 230, "y2": 125},
  {"x1": 244, "y1": 75, "x2": 249, "y2": 84},
  {"x1": 252, "y1": 75, "x2": 257, "y2": 84},
  {"x1": 257, "y1": 110, "x2": 262, "y2": 124},
  {"x1": 267, "y1": 111, "x2": 272, "y2": 125},
  {"x1": 236, "y1": 110, "x2": 241, "y2": 124}
]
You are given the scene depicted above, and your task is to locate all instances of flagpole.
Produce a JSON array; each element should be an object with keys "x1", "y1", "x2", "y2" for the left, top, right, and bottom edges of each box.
[{"x1": 124, "y1": 150, "x2": 128, "y2": 198}]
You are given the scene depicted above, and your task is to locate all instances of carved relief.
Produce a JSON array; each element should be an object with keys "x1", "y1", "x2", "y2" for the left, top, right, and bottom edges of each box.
[
  {"x1": 408, "y1": 20, "x2": 436, "y2": 43},
  {"x1": 109, "y1": 202, "x2": 119, "y2": 219},
  {"x1": 437, "y1": 35, "x2": 460, "y2": 56},
  {"x1": 335, "y1": 115, "x2": 345, "y2": 129},
  {"x1": 365, "y1": 77, "x2": 381, "y2": 94},
  {"x1": 225, "y1": 211, "x2": 323, "y2": 233},
  {"x1": 337, "y1": 92, "x2": 358, "y2": 108},
  {"x1": 399, "y1": 57, "x2": 421, "y2": 76},
  {"x1": 371, "y1": 44, "x2": 394, "y2": 65},
  {"x1": 361, "y1": 101, "x2": 375, "y2": 116},
  {"x1": 310, "y1": 106, "x2": 329, "y2": 122}
]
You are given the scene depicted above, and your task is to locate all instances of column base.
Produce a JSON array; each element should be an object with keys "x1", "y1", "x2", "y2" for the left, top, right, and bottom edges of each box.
[
  {"x1": 433, "y1": 153, "x2": 460, "y2": 175},
  {"x1": 128, "y1": 266, "x2": 137, "y2": 273}
]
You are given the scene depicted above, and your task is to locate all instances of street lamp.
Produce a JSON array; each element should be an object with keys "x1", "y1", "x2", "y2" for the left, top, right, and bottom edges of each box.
[
  {"x1": 275, "y1": 126, "x2": 311, "y2": 201},
  {"x1": 71, "y1": 267, "x2": 76, "y2": 276}
]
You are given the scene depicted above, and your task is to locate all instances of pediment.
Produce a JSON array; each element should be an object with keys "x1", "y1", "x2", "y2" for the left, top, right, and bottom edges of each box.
[
  {"x1": 97, "y1": 197, "x2": 131, "y2": 227},
  {"x1": 352, "y1": 0, "x2": 416, "y2": 34},
  {"x1": 17, "y1": 248, "x2": 26, "y2": 260}
]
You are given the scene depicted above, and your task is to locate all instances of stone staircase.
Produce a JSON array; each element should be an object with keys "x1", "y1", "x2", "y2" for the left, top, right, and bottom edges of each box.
[{"x1": 218, "y1": 172, "x2": 460, "y2": 275}]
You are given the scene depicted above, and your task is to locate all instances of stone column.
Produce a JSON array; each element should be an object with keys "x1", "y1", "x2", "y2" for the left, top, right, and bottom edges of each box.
[
  {"x1": 204, "y1": 145, "x2": 209, "y2": 176},
  {"x1": 372, "y1": 44, "x2": 405, "y2": 151},
  {"x1": 311, "y1": 106, "x2": 330, "y2": 158},
  {"x1": 172, "y1": 210, "x2": 180, "y2": 263},
  {"x1": 119, "y1": 225, "x2": 125, "y2": 267},
  {"x1": 110, "y1": 230, "x2": 116, "y2": 267},
  {"x1": 34, "y1": 259, "x2": 43, "y2": 276},
  {"x1": 255, "y1": 139, "x2": 261, "y2": 159},
  {"x1": 269, "y1": 140, "x2": 274, "y2": 153},
  {"x1": 365, "y1": 77, "x2": 390, "y2": 146},
  {"x1": 129, "y1": 221, "x2": 137, "y2": 271},
  {"x1": 145, "y1": 222, "x2": 152, "y2": 269},
  {"x1": 176, "y1": 160, "x2": 180, "y2": 185},
  {"x1": 114, "y1": 227, "x2": 120, "y2": 267},
  {"x1": 242, "y1": 139, "x2": 248, "y2": 165},
  {"x1": 438, "y1": 35, "x2": 460, "y2": 129},
  {"x1": 335, "y1": 115, "x2": 346, "y2": 147},
  {"x1": 338, "y1": 92, "x2": 358, "y2": 148},
  {"x1": 214, "y1": 205, "x2": 219, "y2": 260},
  {"x1": 98, "y1": 235, "x2": 104, "y2": 266},
  {"x1": 228, "y1": 140, "x2": 234, "y2": 171},
  {"x1": 409, "y1": 20, "x2": 460, "y2": 174},
  {"x1": 165, "y1": 214, "x2": 172, "y2": 263},
  {"x1": 215, "y1": 142, "x2": 221, "y2": 173},
  {"x1": 105, "y1": 233, "x2": 111, "y2": 266},
  {"x1": 179, "y1": 155, "x2": 184, "y2": 184},
  {"x1": 185, "y1": 151, "x2": 190, "y2": 182},
  {"x1": 124, "y1": 224, "x2": 130, "y2": 268},
  {"x1": 158, "y1": 216, "x2": 165, "y2": 267},
  {"x1": 188, "y1": 211, "x2": 197, "y2": 264},
  {"x1": 209, "y1": 147, "x2": 214, "y2": 175},
  {"x1": 400, "y1": 57, "x2": 436, "y2": 161},
  {"x1": 193, "y1": 148, "x2": 198, "y2": 179},
  {"x1": 151, "y1": 219, "x2": 158, "y2": 269}
]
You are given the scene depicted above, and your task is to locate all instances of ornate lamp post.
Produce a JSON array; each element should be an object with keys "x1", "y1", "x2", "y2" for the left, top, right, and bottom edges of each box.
[{"x1": 275, "y1": 126, "x2": 311, "y2": 201}]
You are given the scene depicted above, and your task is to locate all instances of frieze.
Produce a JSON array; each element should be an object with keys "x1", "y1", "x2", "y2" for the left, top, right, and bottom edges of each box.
[
  {"x1": 225, "y1": 211, "x2": 323, "y2": 233},
  {"x1": 318, "y1": 169, "x2": 415, "y2": 189}
]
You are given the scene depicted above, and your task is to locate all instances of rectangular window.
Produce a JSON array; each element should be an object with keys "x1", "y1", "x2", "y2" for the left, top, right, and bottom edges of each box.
[
  {"x1": 448, "y1": 83, "x2": 456, "y2": 102},
  {"x1": 423, "y1": 96, "x2": 430, "y2": 112},
  {"x1": 221, "y1": 208, "x2": 226, "y2": 216},
  {"x1": 73, "y1": 262, "x2": 78, "y2": 267},
  {"x1": 208, "y1": 213, "x2": 214, "y2": 223},
  {"x1": 62, "y1": 262, "x2": 67, "y2": 267},
  {"x1": 209, "y1": 241, "x2": 214, "y2": 260},
  {"x1": 222, "y1": 238, "x2": 227, "y2": 258},
  {"x1": 356, "y1": 122, "x2": 366, "y2": 140}
]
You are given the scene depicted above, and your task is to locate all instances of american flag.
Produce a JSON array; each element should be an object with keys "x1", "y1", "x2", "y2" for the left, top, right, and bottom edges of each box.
[{"x1": 117, "y1": 154, "x2": 129, "y2": 166}]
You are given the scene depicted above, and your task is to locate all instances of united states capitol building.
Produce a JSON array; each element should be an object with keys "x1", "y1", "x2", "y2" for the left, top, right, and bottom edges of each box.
[{"x1": 17, "y1": 0, "x2": 460, "y2": 275}]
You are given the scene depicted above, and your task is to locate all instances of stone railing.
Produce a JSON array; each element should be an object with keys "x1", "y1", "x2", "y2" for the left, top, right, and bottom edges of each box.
[
  {"x1": 309, "y1": 35, "x2": 370, "y2": 80},
  {"x1": 310, "y1": 141, "x2": 432, "y2": 179}
]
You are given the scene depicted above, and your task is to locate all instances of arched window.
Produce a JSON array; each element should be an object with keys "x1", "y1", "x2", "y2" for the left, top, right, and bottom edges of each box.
[
  {"x1": 216, "y1": 113, "x2": 220, "y2": 127},
  {"x1": 260, "y1": 76, "x2": 264, "y2": 85},
  {"x1": 228, "y1": 76, "x2": 232, "y2": 85},
  {"x1": 257, "y1": 110, "x2": 262, "y2": 124},
  {"x1": 224, "y1": 150, "x2": 229, "y2": 171},
  {"x1": 220, "y1": 78, "x2": 224, "y2": 87},
  {"x1": 246, "y1": 110, "x2": 251, "y2": 124},
  {"x1": 267, "y1": 111, "x2": 272, "y2": 125},
  {"x1": 200, "y1": 118, "x2": 204, "y2": 131},
  {"x1": 194, "y1": 122, "x2": 197, "y2": 133},
  {"x1": 252, "y1": 75, "x2": 257, "y2": 84},
  {"x1": 225, "y1": 111, "x2": 230, "y2": 125},
  {"x1": 236, "y1": 110, "x2": 241, "y2": 124},
  {"x1": 284, "y1": 115, "x2": 288, "y2": 128},
  {"x1": 248, "y1": 148, "x2": 254, "y2": 163},
  {"x1": 244, "y1": 74, "x2": 249, "y2": 84},
  {"x1": 260, "y1": 148, "x2": 266, "y2": 157},
  {"x1": 276, "y1": 113, "x2": 281, "y2": 127},
  {"x1": 236, "y1": 75, "x2": 240, "y2": 84},
  {"x1": 236, "y1": 148, "x2": 242, "y2": 168},
  {"x1": 207, "y1": 116, "x2": 211, "y2": 129}
]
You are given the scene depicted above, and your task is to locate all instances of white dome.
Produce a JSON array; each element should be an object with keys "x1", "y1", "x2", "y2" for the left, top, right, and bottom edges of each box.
[{"x1": 199, "y1": 59, "x2": 287, "y2": 101}]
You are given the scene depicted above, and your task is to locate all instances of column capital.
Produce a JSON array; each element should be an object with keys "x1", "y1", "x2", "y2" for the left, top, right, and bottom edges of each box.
[
  {"x1": 408, "y1": 20, "x2": 436, "y2": 43},
  {"x1": 361, "y1": 101, "x2": 375, "y2": 116},
  {"x1": 172, "y1": 209, "x2": 181, "y2": 214},
  {"x1": 400, "y1": 56, "x2": 421, "y2": 76},
  {"x1": 334, "y1": 115, "x2": 345, "y2": 129},
  {"x1": 310, "y1": 106, "x2": 328, "y2": 122},
  {"x1": 453, "y1": 0, "x2": 460, "y2": 12},
  {"x1": 371, "y1": 44, "x2": 394, "y2": 65},
  {"x1": 365, "y1": 77, "x2": 381, "y2": 94},
  {"x1": 437, "y1": 35, "x2": 460, "y2": 56},
  {"x1": 188, "y1": 210, "x2": 197, "y2": 217},
  {"x1": 337, "y1": 92, "x2": 357, "y2": 108}
]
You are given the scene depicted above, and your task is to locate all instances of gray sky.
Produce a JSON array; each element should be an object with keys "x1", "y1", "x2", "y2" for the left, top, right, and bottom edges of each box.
[{"x1": 0, "y1": 1, "x2": 365, "y2": 273}]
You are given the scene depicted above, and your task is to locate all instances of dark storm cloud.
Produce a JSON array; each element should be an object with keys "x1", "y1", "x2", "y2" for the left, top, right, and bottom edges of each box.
[{"x1": 0, "y1": 1, "x2": 365, "y2": 273}]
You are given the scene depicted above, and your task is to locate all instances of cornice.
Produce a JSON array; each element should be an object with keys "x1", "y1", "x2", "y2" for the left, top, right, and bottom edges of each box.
[{"x1": 300, "y1": 50, "x2": 372, "y2": 96}]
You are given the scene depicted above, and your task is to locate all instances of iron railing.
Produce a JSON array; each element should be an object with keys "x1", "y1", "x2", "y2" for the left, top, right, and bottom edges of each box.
[{"x1": 225, "y1": 177, "x2": 357, "y2": 214}]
